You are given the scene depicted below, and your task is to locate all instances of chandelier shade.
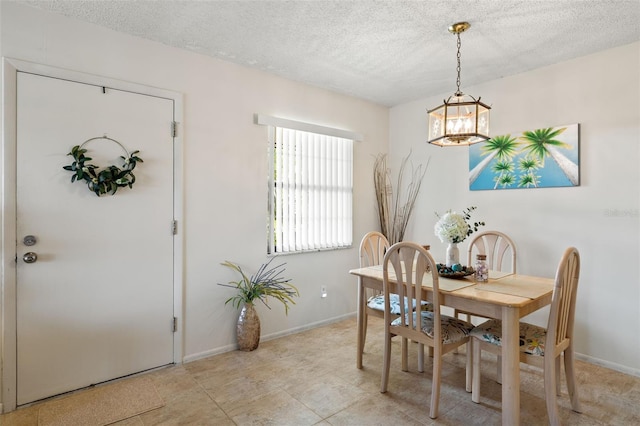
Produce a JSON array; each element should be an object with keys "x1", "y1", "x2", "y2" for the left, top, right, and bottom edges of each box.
[
  {"x1": 427, "y1": 22, "x2": 491, "y2": 147},
  {"x1": 427, "y1": 92, "x2": 491, "y2": 146}
]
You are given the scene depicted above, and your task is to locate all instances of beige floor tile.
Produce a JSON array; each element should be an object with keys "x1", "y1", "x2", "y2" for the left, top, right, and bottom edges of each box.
[
  {"x1": 282, "y1": 372, "x2": 369, "y2": 418},
  {"x1": 225, "y1": 388, "x2": 323, "y2": 425},
  {"x1": 138, "y1": 387, "x2": 231, "y2": 426},
  {"x1": 326, "y1": 394, "x2": 427, "y2": 425},
  {"x1": 200, "y1": 371, "x2": 282, "y2": 410}
]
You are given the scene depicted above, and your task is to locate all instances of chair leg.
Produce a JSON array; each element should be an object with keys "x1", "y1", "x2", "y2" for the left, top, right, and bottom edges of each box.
[
  {"x1": 381, "y1": 330, "x2": 392, "y2": 393},
  {"x1": 564, "y1": 347, "x2": 582, "y2": 413},
  {"x1": 430, "y1": 347, "x2": 442, "y2": 419},
  {"x1": 357, "y1": 312, "x2": 368, "y2": 368},
  {"x1": 471, "y1": 338, "x2": 481, "y2": 403},
  {"x1": 418, "y1": 343, "x2": 425, "y2": 373},
  {"x1": 555, "y1": 355, "x2": 561, "y2": 396},
  {"x1": 544, "y1": 355, "x2": 560, "y2": 426},
  {"x1": 496, "y1": 355, "x2": 503, "y2": 384},
  {"x1": 401, "y1": 337, "x2": 408, "y2": 372},
  {"x1": 465, "y1": 341, "x2": 472, "y2": 392}
]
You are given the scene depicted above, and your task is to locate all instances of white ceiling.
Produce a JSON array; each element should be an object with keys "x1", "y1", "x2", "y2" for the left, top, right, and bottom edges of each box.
[{"x1": 19, "y1": 0, "x2": 640, "y2": 106}]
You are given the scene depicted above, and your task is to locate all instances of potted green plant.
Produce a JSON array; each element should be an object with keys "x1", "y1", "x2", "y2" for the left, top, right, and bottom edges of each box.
[{"x1": 219, "y1": 258, "x2": 299, "y2": 351}]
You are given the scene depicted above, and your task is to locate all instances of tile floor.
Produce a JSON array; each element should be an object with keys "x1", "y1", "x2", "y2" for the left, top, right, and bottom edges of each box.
[{"x1": 2, "y1": 316, "x2": 639, "y2": 425}]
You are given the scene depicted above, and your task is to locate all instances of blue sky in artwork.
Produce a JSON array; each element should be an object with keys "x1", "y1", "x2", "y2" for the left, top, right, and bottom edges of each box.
[{"x1": 469, "y1": 124, "x2": 579, "y2": 191}]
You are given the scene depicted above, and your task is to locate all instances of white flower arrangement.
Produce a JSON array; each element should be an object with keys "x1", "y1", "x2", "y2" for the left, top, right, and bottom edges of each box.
[{"x1": 434, "y1": 206, "x2": 485, "y2": 244}]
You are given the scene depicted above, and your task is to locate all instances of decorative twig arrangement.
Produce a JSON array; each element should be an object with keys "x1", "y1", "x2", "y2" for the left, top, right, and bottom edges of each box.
[
  {"x1": 373, "y1": 152, "x2": 429, "y2": 244},
  {"x1": 63, "y1": 136, "x2": 143, "y2": 196}
]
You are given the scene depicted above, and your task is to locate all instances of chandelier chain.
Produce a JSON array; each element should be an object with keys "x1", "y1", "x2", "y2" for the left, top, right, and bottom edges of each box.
[{"x1": 455, "y1": 32, "x2": 462, "y2": 94}]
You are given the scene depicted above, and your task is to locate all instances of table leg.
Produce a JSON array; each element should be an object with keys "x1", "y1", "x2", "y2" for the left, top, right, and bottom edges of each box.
[
  {"x1": 356, "y1": 277, "x2": 365, "y2": 369},
  {"x1": 501, "y1": 306, "x2": 520, "y2": 425}
]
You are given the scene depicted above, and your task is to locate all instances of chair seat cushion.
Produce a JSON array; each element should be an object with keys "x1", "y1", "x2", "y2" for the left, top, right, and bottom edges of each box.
[
  {"x1": 367, "y1": 294, "x2": 433, "y2": 315},
  {"x1": 391, "y1": 311, "x2": 473, "y2": 344},
  {"x1": 470, "y1": 319, "x2": 546, "y2": 356}
]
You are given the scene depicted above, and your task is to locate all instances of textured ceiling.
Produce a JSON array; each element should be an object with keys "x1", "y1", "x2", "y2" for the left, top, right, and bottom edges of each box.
[{"x1": 19, "y1": 0, "x2": 640, "y2": 106}]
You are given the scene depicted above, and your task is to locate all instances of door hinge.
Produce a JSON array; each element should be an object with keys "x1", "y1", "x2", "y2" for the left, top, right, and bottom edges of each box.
[
  {"x1": 171, "y1": 121, "x2": 178, "y2": 137},
  {"x1": 172, "y1": 317, "x2": 178, "y2": 333},
  {"x1": 171, "y1": 220, "x2": 178, "y2": 235}
]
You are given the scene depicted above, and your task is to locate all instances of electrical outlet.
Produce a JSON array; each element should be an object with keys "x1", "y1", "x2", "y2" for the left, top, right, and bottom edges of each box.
[{"x1": 321, "y1": 285, "x2": 327, "y2": 298}]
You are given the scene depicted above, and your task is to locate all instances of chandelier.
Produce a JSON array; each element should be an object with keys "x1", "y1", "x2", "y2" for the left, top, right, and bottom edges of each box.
[{"x1": 427, "y1": 22, "x2": 490, "y2": 147}]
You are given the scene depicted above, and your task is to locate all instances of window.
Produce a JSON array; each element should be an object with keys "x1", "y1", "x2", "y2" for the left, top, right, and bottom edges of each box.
[{"x1": 266, "y1": 123, "x2": 354, "y2": 254}]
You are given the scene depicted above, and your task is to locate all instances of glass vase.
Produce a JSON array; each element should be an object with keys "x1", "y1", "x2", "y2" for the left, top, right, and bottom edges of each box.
[{"x1": 446, "y1": 242, "x2": 460, "y2": 267}]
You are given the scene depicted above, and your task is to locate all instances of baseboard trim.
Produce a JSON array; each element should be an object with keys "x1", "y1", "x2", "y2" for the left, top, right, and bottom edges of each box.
[
  {"x1": 260, "y1": 312, "x2": 355, "y2": 343},
  {"x1": 183, "y1": 343, "x2": 237, "y2": 364},
  {"x1": 182, "y1": 313, "x2": 356, "y2": 364},
  {"x1": 575, "y1": 352, "x2": 640, "y2": 378}
]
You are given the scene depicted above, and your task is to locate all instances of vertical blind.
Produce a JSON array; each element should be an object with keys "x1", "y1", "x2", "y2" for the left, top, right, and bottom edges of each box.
[{"x1": 269, "y1": 126, "x2": 353, "y2": 253}]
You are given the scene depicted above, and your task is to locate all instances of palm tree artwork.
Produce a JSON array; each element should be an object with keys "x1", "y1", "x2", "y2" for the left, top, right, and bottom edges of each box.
[
  {"x1": 491, "y1": 160, "x2": 514, "y2": 189},
  {"x1": 520, "y1": 127, "x2": 579, "y2": 185},
  {"x1": 469, "y1": 134, "x2": 520, "y2": 185},
  {"x1": 517, "y1": 156, "x2": 542, "y2": 188},
  {"x1": 469, "y1": 123, "x2": 579, "y2": 190},
  {"x1": 495, "y1": 173, "x2": 516, "y2": 188}
]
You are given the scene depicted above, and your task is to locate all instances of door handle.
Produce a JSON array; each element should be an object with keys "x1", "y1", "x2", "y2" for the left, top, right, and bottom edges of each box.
[{"x1": 23, "y1": 252, "x2": 38, "y2": 263}]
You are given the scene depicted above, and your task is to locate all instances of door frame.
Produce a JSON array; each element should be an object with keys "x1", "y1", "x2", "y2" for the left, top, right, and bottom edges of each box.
[{"x1": 1, "y1": 57, "x2": 184, "y2": 413}]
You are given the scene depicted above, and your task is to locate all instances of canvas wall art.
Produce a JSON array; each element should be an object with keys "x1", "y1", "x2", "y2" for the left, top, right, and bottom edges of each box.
[{"x1": 469, "y1": 123, "x2": 579, "y2": 191}]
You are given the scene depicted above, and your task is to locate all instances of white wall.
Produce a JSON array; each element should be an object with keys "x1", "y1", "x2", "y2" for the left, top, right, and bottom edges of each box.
[
  {"x1": 0, "y1": 1, "x2": 387, "y2": 368},
  {"x1": 390, "y1": 42, "x2": 640, "y2": 375}
]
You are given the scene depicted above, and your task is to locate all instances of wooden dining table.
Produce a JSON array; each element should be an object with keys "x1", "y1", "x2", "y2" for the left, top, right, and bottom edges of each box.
[{"x1": 349, "y1": 265, "x2": 554, "y2": 426}]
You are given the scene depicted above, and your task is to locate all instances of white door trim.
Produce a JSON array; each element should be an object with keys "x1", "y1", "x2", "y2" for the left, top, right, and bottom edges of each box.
[{"x1": 1, "y1": 57, "x2": 184, "y2": 412}]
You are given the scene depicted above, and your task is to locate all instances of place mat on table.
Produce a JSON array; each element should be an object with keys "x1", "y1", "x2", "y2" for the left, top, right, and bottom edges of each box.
[
  {"x1": 488, "y1": 270, "x2": 513, "y2": 280},
  {"x1": 475, "y1": 276, "x2": 551, "y2": 299},
  {"x1": 430, "y1": 277, "x2": 476, "y2": 292}
]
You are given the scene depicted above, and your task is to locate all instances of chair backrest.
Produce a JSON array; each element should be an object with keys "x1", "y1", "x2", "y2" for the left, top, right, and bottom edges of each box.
[
  {"x1": 382, "y1": 242, "x2": 441, "y2": 338},
  {"x1": 359, "y1": 231, "x2": 390, "y2": 267},
  {"x1": 546, "y1": 247, "x2": 581, "y2": 352},
  {"x1": 467, "y1": 231, "x2": 516, "y2": 273}
]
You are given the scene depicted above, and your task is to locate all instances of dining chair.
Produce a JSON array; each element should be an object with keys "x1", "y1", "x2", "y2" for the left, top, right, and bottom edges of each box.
[
  {"x1": 470, "y1": 247, "x2": 582, "y2": 425},
  {"x1": 454, "y1": 230, "x2": 516, "y2": 365},
  {"x1": 380, "y1": 242, "x2": 473, "y2": 419},
  {"x1": 467, "y1": 230, "x2": 517, "y2": 275},
  {"x1": 358, "y1": 231, "x2": 393, "y2": 364},
  {"x1": 359, "y1": 232, "x2": 434, "y2": 367}
]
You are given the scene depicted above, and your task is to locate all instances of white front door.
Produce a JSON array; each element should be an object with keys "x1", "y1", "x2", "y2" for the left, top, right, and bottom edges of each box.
[{"x1": 16, "y1": 72, "x2": 175, "y2": 405}]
